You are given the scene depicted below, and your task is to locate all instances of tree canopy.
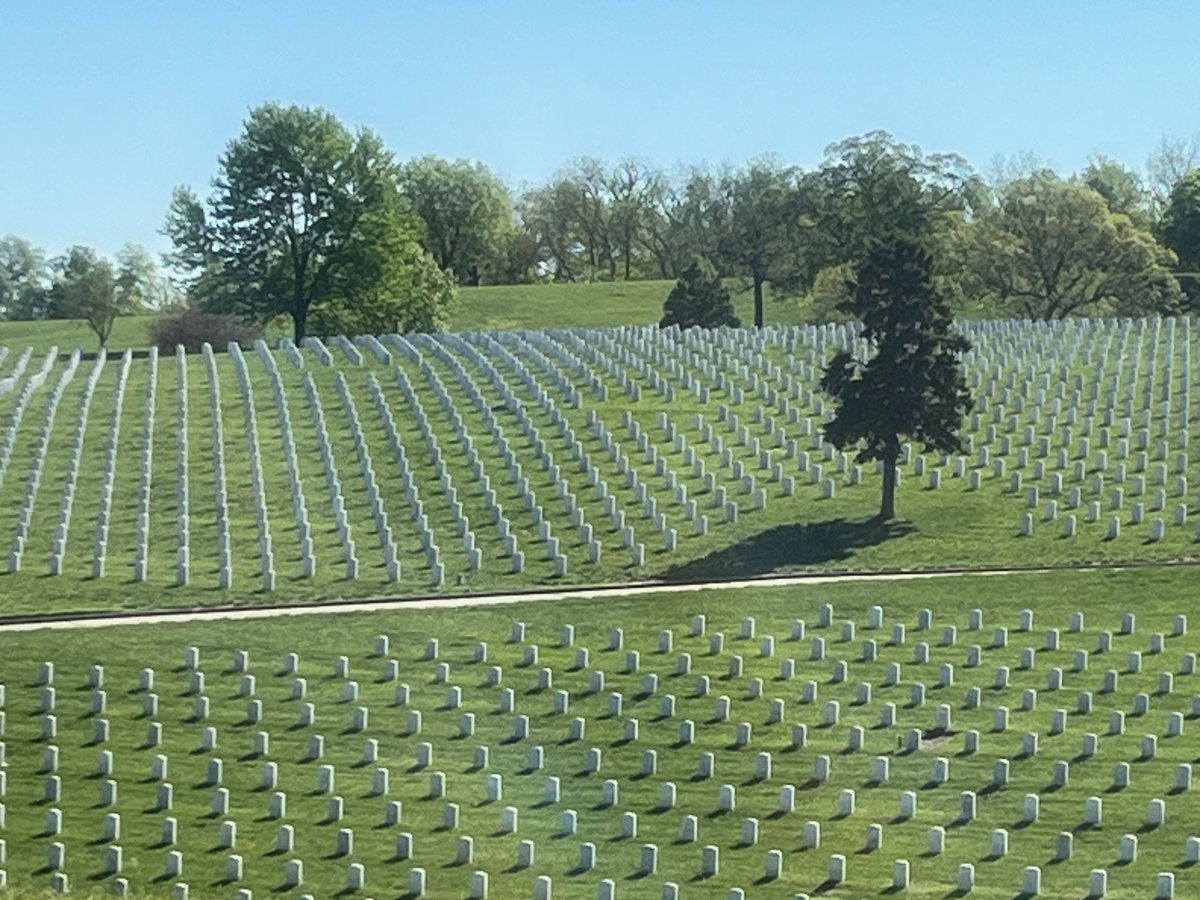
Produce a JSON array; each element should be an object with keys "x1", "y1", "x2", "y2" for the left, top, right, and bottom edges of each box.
[
  {"x1": 1079, "y1": 156, "x2": 1152, "y2": 229},
  {"x1": 46, "y1": 245, "x2": 152, "y2": 346},
  {"x1": 398, "y1": 156, "x2": 516, "y2": 285},
  {"x1": 0, "y1": 235, "x2": 50, "y2": 321},
  {"x1": 1159, "y1": 170, "x2": 1200, "y2": 310},
  {"x1": 959, "y1": 172, "x2": 1183, "y2": 319},
  {"x1": 164, "y1": 103, "x2": 454, "y2": 342},
  {"x1": 10, "y1": 125, "x2": 1200, "y2": 330},
  {"x1": 718, "y1": 160, "x2": 799, "y2": 328}
]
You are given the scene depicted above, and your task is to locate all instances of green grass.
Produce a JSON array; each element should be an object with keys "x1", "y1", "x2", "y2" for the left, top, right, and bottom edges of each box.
[
  {"x1": 445, "y1": 280, "x2": 802, "y2": 331},
  {"x1": 0, "y1": 317, "x2": 1192, "y2": 616},
  {"x1": 0, "y1": 280, "x2": 807, "y2": 356},
  {"x1": 0, "y1": 317, "x2": 155, "y2": 357},
  {"x1": 2, "y1": 568, "x2": 1199, "y2": 898}
]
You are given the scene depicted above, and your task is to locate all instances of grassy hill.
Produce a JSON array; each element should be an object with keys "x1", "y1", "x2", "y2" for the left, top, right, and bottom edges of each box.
[{"x1": 0, "y1": 281, "x2": 803, "y2": 355}]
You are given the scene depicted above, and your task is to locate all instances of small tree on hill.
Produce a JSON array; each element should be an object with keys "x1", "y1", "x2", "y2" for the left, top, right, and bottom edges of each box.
[
  {"x1": 47, "y1": 245, "x2": 151, "y2": 347},
  {"x1": 820, "y1": 235, "x2": 973, "y2": 521},
  {"x1": 660, "y1": 257, "x2": 740, "y2": 329}
]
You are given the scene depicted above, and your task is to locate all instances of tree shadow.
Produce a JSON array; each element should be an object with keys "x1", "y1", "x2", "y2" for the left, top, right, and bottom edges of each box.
[{"x1": 659, "y1": 518, "x2": 917, "y2": 581}]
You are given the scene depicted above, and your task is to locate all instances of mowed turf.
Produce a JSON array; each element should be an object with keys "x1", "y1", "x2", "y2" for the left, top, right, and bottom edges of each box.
[
  {"x1": 0, "y1": 280, "x2": 805, "y2": 357},
  {"x1": 1, "y1": 568, "x2": 1200, "y2": 898},
  {"x1": 0, "y1": 316, "x2": 1193, "y2": 615}
]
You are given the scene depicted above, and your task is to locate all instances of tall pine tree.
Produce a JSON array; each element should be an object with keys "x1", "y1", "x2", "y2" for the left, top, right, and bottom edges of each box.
[{"x1": 820, "y1": 235, "x2": 973, "y2": 521}]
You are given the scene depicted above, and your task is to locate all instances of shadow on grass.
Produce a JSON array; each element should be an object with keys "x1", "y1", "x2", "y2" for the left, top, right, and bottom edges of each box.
[{"x1": 659, "y1": 517, "x2": 917, "y2": 582}]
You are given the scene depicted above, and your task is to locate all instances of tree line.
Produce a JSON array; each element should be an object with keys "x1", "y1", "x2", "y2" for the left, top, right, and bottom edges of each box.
[
  {"x1": 410, "y1": 134, "x2": 1200, "y2": 325},
  {"x1": 3, "y1": 104, "x2": 1199, "y2": 345}
]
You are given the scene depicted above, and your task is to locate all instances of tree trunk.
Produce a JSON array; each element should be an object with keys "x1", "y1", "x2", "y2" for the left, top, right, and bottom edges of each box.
[
  {"x1": 752, "y1": 275, "x2": 764, "y2": 328},
  {"x1": 879, "y1": 450, "x2": 898, "y2": 521},
  {"x1": 293, "y1": 302, "x2": 308, "y2": 344}
]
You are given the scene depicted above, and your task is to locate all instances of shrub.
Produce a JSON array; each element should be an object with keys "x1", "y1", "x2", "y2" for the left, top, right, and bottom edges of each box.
[
  {"x1": 147, "y1": 306, "x2": 264, "y2": 354},
  {"x1": 660, "y1": 257, "x2": 740, "y2": 329}
]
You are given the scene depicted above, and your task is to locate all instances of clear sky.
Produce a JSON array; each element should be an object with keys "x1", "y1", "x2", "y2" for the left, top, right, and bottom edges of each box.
[{"x1": 2, "y1": 0, "x2": 1198, "y2": 260}]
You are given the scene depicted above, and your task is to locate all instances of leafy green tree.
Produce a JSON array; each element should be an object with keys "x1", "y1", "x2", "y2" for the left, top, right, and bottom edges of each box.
[
  {"x1": 519, "y1": 158, "x2": 665, "y2": 282},
  {"x1": 518, "y1": 179, "x2": 585, "y2": 281},
  {"x1": 799, "y1": 263, "x2": 855, "y2": 323},
  {"x1": 804, "y1": 132, "x2": 983, "y2": 280},
  {"x1": 0, "y1": 235, "x2": 51, "y2": 320},
  {"x1": 659, "y1": 257, "x2": 739, "y2": 329},
  {"x1": 719, "y1": 160, "x2": 799, "y2": 328},
  {"x1": 637, "y1": 165, "x2": 732, "y2": 281},
  {"x1": 164, "y1": 103, "x2": 451, "y2": 342},
  {"x1": 1159, "y1": 170, "x2": 1200, "y2": 310},
  {"x1": 960, "y1": 172, "x2": 1183, "y2": 318},
  {"x1": 47, "y1": 245, "x2": 145, "y2": 346},
  {"x1": 774, "y1": 132, "x2": 982, "y2": 319},
  {"x1": 114, "y1": 243, "x2": 168, "y2": 310},
  {"x1": 398, "y1": 156, "x2": 516, "y2": 285},
  {"x1": 531, "y1": 158, "x2": 617, "y2": 280},
  {"x1": 1079, "y1": 156, "x2": 1152, "y2": 229},
  {"x1": 821, "y1": 236, "x2": 973, "y2": 521},
  {"x1": 308, "y1": 242, "x2": 456, "y2": 335}
]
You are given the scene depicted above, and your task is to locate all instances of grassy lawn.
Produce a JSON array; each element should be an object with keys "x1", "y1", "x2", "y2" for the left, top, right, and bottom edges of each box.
[
  {"x1": 1, "y1": 567, "x2": 1198, "y2": 898},
  {"x1": 0, "y1": 317, "x2": 154, "y2": 357},
  {"x1": 445, "y1": 280, "x2": 804, "y2": 331},
  {"x1": 0, "y1": 280, "x2": 810, "y2": 356}
]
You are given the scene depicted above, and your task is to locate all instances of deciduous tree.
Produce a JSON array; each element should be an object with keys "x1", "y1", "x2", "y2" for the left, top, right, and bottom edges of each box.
[
  {"x1": 0, "y1": 235, "x2": 50, "y2": 320},
  {"x1": 1147, "y1": 133, "x2": 1200, "y2": 211},
  {"x1": 960, "y1": 172, "x2": 1183, "y2": 318},
  {"x1": 398, "y1": 156, "x2": 516, "y2": 285},
  {"x1": 718, "y1": 159, "x2": 799, "y2": 327},
  {"x1": 1159, "y1": 170, "x2": 1200, "y2": 310},
  {"x1": 47, "y1": 245, "x2": 146, "y2": 346},
  {"x1": 164, "y1": 103, "x2": 451, "y2": 342},
  {"x1": 1079, "y1": 156, "x2": 1152, "y2": 229}
]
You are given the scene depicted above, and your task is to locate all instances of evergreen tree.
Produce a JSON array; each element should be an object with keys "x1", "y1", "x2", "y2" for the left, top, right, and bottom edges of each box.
[
  {"x1": 820, "y1": 236, "x2": 973, "y2": 521},
  {"x1": 659, "y1": 257, "x2": 740, "y2": 329}
]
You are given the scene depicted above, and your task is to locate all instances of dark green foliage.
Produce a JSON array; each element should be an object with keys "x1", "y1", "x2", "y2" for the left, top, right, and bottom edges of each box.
[
  {"x1": 718, "y1": 160, "x2": 798, "y2": 327},
  {"x1": 1160, "y1": 170, "x2": 1200, "y2": 310},
  {"x1": 821, "y1": 236, "x2": 973, "y2": 520},
  {"x1": 660, "y1": 258, "x2": 740, "y2": 329}
]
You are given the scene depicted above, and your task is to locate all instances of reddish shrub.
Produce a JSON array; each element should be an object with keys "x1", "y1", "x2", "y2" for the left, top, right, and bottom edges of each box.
[{"x1": 148, "y1": 307, "x2": 264, "y2": 354}]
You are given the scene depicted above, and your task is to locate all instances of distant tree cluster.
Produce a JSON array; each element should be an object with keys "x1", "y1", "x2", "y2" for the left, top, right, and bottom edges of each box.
[
  {"x1": 0, "y1": 237, "x2": 168, "y2": 345},
  {"x1": 389, "y1": 130, "x2": 1198, "y2": 325}
]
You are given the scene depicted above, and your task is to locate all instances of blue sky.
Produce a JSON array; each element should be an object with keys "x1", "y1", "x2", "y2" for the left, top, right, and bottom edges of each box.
[{"x1": 2, "y1": 1, "x2": 1198, "y2": 260}]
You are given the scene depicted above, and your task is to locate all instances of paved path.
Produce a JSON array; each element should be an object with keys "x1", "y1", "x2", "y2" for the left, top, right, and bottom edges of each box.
[{"x1": 0, "y1": 565, "x2": 1106, "y2": 633}]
